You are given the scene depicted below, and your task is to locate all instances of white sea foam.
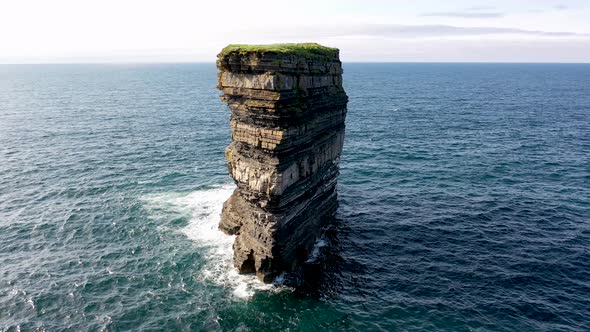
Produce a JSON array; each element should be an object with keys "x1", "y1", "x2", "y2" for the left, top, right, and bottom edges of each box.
[
  {"x1": 26, "y1": 297, "x2": 35, "y2": 310},
  {"x1": 142, "y1": 184, "x2": 287, "y2": 299},
  {"x1": 306, "y1": 238, "x2": 328, "y2": 263}
]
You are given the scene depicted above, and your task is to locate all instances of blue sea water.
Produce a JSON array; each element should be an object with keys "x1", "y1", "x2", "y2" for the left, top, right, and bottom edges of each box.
[{"x1": 0, "y1": 63, "x2": 589, "y2": 331}]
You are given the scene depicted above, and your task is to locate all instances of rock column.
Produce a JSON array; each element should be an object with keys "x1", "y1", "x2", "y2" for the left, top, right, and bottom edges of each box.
[{"x1": 216, "y1": 44, "x2": 348, "y2": 282}]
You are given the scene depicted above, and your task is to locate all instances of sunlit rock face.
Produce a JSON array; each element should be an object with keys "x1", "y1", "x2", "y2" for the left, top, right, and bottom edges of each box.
[{"x1": 216, "y1": 44, "x2": 348, "y2": 282}]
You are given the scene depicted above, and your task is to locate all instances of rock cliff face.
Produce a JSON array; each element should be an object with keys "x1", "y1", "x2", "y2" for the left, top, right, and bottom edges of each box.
[{"x1": 216, "y1": 43, "x2": 348, "y2": 282}]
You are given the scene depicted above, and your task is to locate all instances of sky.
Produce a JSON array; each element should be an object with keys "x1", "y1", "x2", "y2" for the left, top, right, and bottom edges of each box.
[{"x1": 1, "y1": 0, "x2": 589, "y2": 63}]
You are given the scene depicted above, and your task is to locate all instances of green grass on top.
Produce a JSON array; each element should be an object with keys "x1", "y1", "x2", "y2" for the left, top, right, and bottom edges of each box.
[{"x1": 219, "y1": 43, "x2": 339, "y2": 60}]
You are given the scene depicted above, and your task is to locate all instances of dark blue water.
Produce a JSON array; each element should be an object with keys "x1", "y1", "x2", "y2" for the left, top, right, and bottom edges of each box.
[{"x1": 0, "y1": 63, "x2": 589, "y2": 331}]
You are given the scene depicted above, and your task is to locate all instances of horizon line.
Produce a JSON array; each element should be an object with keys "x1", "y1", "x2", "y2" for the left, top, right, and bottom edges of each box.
[{"x1": 1, "y1": 61, "x2": 590, "y2": 65}]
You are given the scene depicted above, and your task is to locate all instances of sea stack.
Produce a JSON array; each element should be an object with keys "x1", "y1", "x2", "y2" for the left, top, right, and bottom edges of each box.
[{"x1": 216, "y1": 43, "x2": 348, "y2": 282}]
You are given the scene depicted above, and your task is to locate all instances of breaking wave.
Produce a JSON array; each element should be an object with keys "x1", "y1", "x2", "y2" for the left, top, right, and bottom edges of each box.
[{"x1": 141, "y1": 184, "x2": 288, "y2": 299}]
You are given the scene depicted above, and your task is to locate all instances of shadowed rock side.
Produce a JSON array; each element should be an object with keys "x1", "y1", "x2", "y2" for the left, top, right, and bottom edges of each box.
[{"x1": 216, "y1": 44, "x2": 348, "y2": 282}]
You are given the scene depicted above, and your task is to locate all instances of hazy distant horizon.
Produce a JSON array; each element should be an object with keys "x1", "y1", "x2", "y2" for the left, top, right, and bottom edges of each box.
[{"x1": 2, "y1": 60, "x2": 590, "y2": 65}]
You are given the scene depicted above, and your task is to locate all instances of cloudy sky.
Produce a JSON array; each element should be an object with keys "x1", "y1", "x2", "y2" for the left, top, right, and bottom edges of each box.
[{"x1": 1, "y1": 0, "x2": 589, "y2": 63}]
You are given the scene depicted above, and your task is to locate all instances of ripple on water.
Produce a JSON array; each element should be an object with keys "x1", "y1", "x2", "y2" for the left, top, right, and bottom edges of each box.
[{"x1": 1, "y1": 63, "x2": 589, "y2": 331}]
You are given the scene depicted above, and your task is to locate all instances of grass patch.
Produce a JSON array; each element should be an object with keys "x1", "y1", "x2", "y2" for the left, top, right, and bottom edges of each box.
[{"x1": 219, "y1": 43, "x2": 339, "y2": 60}]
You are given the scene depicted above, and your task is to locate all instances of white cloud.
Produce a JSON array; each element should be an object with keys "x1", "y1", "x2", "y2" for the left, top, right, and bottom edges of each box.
[{"x1": 421, "y1": 12, "x2": 505, "y2": 18}]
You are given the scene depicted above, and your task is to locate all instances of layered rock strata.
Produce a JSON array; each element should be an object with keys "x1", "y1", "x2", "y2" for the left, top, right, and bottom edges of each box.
[{"x1": 216, "y1": 44, "x2": 348, "y2": 282}]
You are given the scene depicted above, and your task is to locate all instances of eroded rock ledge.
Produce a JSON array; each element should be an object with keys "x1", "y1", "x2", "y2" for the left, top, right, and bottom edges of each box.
[{"x1": 216, "y1": 43, "x2": 348, "y2": 282}]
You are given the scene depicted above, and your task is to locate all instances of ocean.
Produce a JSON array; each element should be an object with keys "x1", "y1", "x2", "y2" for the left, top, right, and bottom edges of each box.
[{"x1": 0, "y1": 63, "x2": 588, "y2": 331}]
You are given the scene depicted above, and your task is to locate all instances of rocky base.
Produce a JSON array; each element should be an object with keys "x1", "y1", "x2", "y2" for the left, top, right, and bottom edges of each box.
[{"x1": 216, "y1": 43, "x2": 348, "y2": 282}]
